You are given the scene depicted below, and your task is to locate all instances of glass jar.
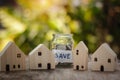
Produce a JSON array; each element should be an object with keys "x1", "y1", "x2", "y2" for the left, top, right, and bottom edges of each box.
[{"x1": 51, "y1": 34, "x2": 74, "y2": 67}]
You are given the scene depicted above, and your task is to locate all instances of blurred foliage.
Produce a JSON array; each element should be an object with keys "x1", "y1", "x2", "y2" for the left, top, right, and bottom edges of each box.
[{"x1": 0, "y1": 0, "x2": 120, "y2": 59}]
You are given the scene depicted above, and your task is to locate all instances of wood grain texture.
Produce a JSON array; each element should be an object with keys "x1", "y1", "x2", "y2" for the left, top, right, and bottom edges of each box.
[
  {"x1": 73, "y1": 41, "x2": 88, "y2": 70},
  {"x1": 91, "y1": 43, "x2": 117, "y2": 71},
  {"x1": 29, "y1": 44, "x2": 55, "y2": 70},
  {"x1": 0, "y1": 62, "x2": 120, "y2": 80},
  {"x1": 0, "y1": 41, "x2": 26, "y2": 71}
]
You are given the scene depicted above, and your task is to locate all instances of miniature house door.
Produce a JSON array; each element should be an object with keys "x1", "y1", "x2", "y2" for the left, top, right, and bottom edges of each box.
[
  {"x1": 76, "y1": 65, "x2": 79, "y2": 70},
  {"x1": 47, "y1": 63, "x2": 51, "y2": 69},
  {"x1": 100, "y1": 65, "x2": 104, "y2": 71},
  {"x1": 6, "y1": 64, "x2": 10, "y2": 71}
]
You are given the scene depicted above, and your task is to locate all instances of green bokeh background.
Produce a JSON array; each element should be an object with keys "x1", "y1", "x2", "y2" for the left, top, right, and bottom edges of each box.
[{"x1": 0, "y1": 0, "x2": 120, "y2": 59}]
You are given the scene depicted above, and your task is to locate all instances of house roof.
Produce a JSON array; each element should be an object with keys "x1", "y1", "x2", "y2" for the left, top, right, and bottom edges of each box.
[
  {"x1": 92, "y1": 43, "x2": 117, "y2": 57},
  {"x1": 75, "y1": 41, "x2": 88, "y2": 52},
  {"x1": 0, "y1": 42, "x2": 12, "y2": 56},
  {"x1": 29, "y1": 44, "x2": 49, "y2": 55},
  {"x1": 0, "y1": 41, "x2": 26, "y2": 56}
]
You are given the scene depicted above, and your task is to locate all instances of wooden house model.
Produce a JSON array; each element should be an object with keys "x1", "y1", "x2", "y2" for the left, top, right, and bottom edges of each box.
[
  {"x1": 29, "y1": 44, "x2": 55, "y2": 70},
  {"x1": 0, "y1": 41, "x2": 26, "y2": 71},
  {"x1": 91, "y1": 43, "x2": 117, "y2": 71},
  {"x1": 73, "y1": 41, "x2": 88, "y2": 70}
]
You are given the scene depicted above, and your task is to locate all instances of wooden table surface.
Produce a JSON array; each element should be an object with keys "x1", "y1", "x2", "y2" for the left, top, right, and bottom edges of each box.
[{"x1": 0, "y1": 63, "x2": 120, "y2": 80}]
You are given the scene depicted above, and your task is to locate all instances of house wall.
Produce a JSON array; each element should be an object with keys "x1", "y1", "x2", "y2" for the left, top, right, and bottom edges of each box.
[
  {"x1": 29, "y1": 45, "x2": 55, "y2": 70},
  {"x1": 1, "y1": 49, "x2": 7, "y2": 71},
  {"x1": 1, "y1": 43, "x2": 26, "y2": 71},
  {"x1": 29, "y1": 48, "x2": 48, "y2": 69},
  {"x1": 29, "y1": 54, "x2": 36, "y2": 69},
  {"x1": 91, "y1": 47, "x2": 116, "y2": 71},
  {"x1": 48, "y1": 50, "x2": 55, "y2": 69},
  {"x1": 73, "y1": 46, "x2": 88, "y2": 70},
  {"x1": 11, "y1": 43, "x2": 26, "y2": 71},
  {"x1": 91, "y1": 58, "x2": 115, "y2": 71}
]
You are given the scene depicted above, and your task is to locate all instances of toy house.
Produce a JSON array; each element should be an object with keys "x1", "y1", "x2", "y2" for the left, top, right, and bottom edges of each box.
[
  {"x1": 91, "y1": 43, "x2": 117, "y2": 71},
  {"x1": 29, "y1": 44, "x2": 55, "y2": 70},
  {"x1": 0, "y1": 41, "x2": 26, "y2": 71},
  {"x1": 73, "y1": 41, "x2": 88, "y2": 70}
]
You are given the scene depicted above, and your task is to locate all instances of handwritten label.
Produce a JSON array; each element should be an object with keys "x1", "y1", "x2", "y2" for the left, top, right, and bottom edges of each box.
[{"x1": 52, "y1": 50, "x2": 72, "y2": 63}]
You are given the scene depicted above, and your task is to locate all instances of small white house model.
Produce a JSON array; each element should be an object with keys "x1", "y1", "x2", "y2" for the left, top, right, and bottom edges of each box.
[
  {"x1": 91, "y1": 43, "x2": 117, "y2": 71},
  {"x1": 73, "y1": 41, "x2": 88, "y2": 70},
  {"x1": 29, "y1": 44, "x2": 55, "y2": 70},
  {"x1": 0, "y1": 41, "x2": 26, "y2": 71}
]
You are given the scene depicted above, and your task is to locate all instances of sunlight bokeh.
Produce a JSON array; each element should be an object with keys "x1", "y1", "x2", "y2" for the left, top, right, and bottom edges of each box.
[{"x1": 0, "y1": 0, "x2": 120, "y2": 59}]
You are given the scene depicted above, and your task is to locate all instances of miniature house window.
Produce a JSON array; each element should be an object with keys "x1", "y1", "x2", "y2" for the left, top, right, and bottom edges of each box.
[
  {"x1": 94, "y1": 58, "x2": 97, "y2": 62},
  {"x1": 81, "y1": 65, "x2": 84, "y2": 69},
  {"x1": 76, "y1": 50, "x2": 79, "y2": 52},
  {"x1": 13, "y1": 65, "x2": 16, "y2": 69},
  {"x1": 108, "y1": 58, "x2": 111, "y2": 63},
  {"x1": 17, "y1": 54, "x2": 21, "y2": 58},
  {"x1": 18, "y1": 64, "x2": 20, "y2": 68},
  {"x1": 38, "y1": 63, "x2": 42, "y2": 67},
  {"x1": 76, "y1": 50, "x2": 79, "y2": 55},
  {"x1": 38, "y1": 52, "x2": 42, "y2": 56}
]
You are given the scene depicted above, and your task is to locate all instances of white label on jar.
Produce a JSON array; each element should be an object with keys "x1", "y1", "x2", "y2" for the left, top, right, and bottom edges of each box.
[{"x1": 52, "y1": 50, "x2": 72, "y2": 63}]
